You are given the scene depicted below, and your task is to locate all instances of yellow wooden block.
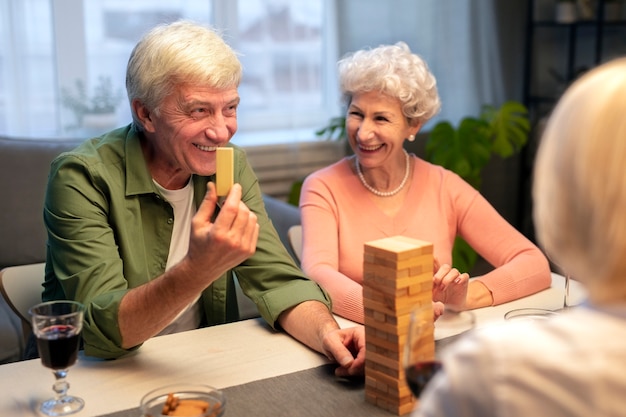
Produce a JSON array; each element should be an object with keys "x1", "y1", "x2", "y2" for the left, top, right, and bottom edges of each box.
[
  {"x1": 364, "y1": 315, "x2": 403, "y2": 336},
  {"x1": 363, "y1": 262, "x2": 411, "y2": 280},
  {"x1": 363, "y1": 235, "x2": 434, "y2": 416},
  {"x1": 216, "y1": 147, "x2": 234, "y2": 196},
  {"x1": 365, "y1": 253, "x2": 433, "y2": 272},
  {"x1": 363, "y1": 267, "x2": 432, "y2": 292},
  {"x1": 366, "y1": 359, "x2": 402, "y2": 379},
  {"x1": 363, "y1": 286, "x2": 431, "y2": 314},
  {"x1": 365, "y1": 328, "x2": 407, "y2": 353},
  {"x1": 364, "y1": 236, "x2": 433, "y2": 261}
]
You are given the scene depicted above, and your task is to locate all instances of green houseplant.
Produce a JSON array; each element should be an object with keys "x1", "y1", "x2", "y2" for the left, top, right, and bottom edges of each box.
[
  {"x1": 297, "y1": 101, "x2": 530, "y2": 272},
  {"x1": 425, "y1": 101, "x2": 530, "y2": 272}
]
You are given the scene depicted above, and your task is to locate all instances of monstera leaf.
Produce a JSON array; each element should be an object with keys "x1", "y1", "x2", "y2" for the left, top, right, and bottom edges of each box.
[
  {"x1": 426, "y1": 101, "x2": 530, "y2": 271},
  {"x1": 426, "y1": 118, "x2": 492, "y2": 189},
  {"x1": 482, "y1": 101, "x2": 530, "y2": 158}
]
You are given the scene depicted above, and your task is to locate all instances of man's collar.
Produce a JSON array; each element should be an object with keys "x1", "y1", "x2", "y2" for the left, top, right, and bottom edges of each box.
[{"x1": 124, "y1": 125, "x2": 156, "y2": 196}]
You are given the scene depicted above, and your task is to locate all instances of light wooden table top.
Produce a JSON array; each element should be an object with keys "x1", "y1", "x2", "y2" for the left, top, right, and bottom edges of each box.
[{"x1": 0, "y1": 273, "x2": 585, "y2": 417}]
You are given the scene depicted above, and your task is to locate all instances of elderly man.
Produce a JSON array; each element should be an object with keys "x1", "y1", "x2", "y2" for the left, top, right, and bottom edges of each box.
[{"x1": 39, "y1": 20, "x2": 364, "y2": 377}]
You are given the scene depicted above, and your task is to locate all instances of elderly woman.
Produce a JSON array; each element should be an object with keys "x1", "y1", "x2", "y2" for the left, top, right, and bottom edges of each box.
[
  {"x1": 300, "y1": 42, "x2": 550, "y2": 324},
  {"x1": 413, "y1": 57, "x2": 626, "y2": 417}
]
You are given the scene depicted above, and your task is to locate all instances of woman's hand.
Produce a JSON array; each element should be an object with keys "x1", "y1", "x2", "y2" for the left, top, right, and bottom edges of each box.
[
  {"x1": 432, "y1": 261, "x2": 469, "y2": 311},
  {"x1": 433, "y1": 301, "x2": 445, "y2": 320}
]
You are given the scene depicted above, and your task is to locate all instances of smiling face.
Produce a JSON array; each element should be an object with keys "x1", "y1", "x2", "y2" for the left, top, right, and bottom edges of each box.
[
  {"x1": 346, "y1": 91, "x2": 418, "y2": 169},
  {"x1": 135, "y1": 83, "x2": 240, "y2": 189}
]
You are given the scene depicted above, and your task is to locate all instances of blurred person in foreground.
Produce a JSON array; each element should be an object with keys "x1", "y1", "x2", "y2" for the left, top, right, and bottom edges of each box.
[
  {"x1": 413, "y1": 58, "x2": 626, "y2": 416},
  {"x1": 38, "y1": 20, "x2": 364, "y2": 376},
  {"x1": 299, "y1": 42, "x2": 551, "y2": 323}
]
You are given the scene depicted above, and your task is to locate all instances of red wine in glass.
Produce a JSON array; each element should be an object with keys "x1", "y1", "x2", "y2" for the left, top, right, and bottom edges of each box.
[
  {"x1": 30, "y1": 300, "x2": 85, "y2": 416},
  {"x1": 36, "y1": 324, "x2": 81, "y2": 370},
  {"x1": 405, "y1": 360, "x2": 443, "y2": 397}
]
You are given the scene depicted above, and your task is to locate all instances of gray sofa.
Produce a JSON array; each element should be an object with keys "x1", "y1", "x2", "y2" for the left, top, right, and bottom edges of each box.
[{"x1": 0, "y1": 135, "x2": 302, "y2": 364}]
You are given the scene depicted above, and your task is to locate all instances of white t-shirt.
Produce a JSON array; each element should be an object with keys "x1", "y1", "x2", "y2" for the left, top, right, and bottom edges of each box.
[
  {"x1": 153, "y1": 179, "x2": 202, "y2": 335},
  {"x1": 413, "y1": 304, "x2": 626, "y2": 417}
]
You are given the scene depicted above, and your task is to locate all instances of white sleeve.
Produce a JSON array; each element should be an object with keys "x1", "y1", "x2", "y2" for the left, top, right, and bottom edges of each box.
[{"x1": 411, "y1": 334, "x2": 497, "y2": 417}]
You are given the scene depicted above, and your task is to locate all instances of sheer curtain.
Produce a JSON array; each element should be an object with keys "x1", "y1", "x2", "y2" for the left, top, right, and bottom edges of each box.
[
  {"x1": 338, "y1": 0, "x2": 509, "y2": 129},
  {"x1": 427, "y1": 1, "x2": 506, "y2": 122},
  {"x1": 0, "y1": 0, "x2": 514, "y2": 140},
  {"x1": 0, "y1": 0, "x2": 339, "y2": 142},
  {"x1": 0, "y1": 0, "x2": 57, "y2": 137}
]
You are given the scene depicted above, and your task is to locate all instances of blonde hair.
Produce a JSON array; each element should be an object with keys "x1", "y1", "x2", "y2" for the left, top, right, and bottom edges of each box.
[
  {"x1": 337, "y1": 42, "x2": 440, "y2": 125},
  {"x1": 533, "y1": 58, "x2": 626, "y2": 302},
  {"x1": 126, "y1": 20, "x2": 242, "y2": 129}
]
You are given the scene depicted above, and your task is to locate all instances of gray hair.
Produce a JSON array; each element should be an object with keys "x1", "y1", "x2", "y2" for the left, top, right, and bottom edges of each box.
[
  {"x1": 126, "y1": 20, "x2": 242, "y2": 130},
  {"x1": 337, "y1": 42, "x2": 440, "y2": 125},
  {"x1": 533, "y1": 58, "x2": 626, "y2": 302}
]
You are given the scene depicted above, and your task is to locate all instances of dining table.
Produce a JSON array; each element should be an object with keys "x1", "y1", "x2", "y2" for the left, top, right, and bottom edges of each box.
[{"x1": 0, "y1": 273, "x2": 585, "y2": 417}]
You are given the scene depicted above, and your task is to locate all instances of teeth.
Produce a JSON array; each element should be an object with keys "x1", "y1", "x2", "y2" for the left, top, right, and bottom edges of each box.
[
  {"x1": 194, "y1": 144, "x2": 217, "y2": 152},
  {"x1": 360, "y1": 144, "x2": 382, "y2": 151}
]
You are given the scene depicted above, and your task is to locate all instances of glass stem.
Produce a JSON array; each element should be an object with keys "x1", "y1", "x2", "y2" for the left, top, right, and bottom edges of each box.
[
  {"x1": 564, "y1": 275, "x2": 570, "y2": 309},
  {"x1": 52, "y1": 369, "x2": 70, "y2": 400}
]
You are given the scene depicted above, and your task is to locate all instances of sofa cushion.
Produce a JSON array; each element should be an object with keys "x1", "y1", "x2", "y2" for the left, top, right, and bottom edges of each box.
[
  {"x1": 262, "y1": 194, "x2": 301, "y2": 264},
  {"x1": 0, "y1": 136, "x2": 82, "y2": 268},
  {"x1": 0, "y1": 298, "x2": 22, "y2": 363}
]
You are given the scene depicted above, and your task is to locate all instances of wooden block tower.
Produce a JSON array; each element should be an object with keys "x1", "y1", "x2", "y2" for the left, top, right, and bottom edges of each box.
[{"x1": 363, "y1": 236, "x2": 434, "y2": 416}]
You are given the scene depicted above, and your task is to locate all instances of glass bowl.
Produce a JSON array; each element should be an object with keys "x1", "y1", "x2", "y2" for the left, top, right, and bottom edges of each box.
[
  {"x1": 504, "y1": 308, "x2": 559, "y2": 322},
  {"x1": 434, "y1": 310, "x2": 476, "y2": 340},
  {"x1": 140, "y1": 383, "x2": 225, "y2": 417}
]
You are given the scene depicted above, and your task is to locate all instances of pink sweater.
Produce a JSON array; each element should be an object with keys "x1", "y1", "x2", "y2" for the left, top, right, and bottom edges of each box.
[{"x1": 300, "y1": 155, "x2": 551, "y2": 324}]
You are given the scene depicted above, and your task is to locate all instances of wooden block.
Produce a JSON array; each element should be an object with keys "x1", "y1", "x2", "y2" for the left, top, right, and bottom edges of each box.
[
  {"x1": 365, "y1": 358, "x2": 402, "y2": 379},
  {"x1": 367, "y1": 348, "x2": 402, "y2": 369},
  {"x1": 398, "y1": 399, "x2": 418, "y2": 416},
  {"x1": 365, "y1": 253, "x2": 433, "y2": 272},
  {"x1": 408, "y1": 280, "x2": 434, "y2": 296},
  {"x1": 216, "y1": 147, "x2": 234, "y2": 196},
  {"x1": 365, "y1": 328, "x2": 407, "y2": 354},
  {"x1": 363, "y1": 267, "x2": 432, "y2": 292},
  {"x1": 363, "y1": 315, "x2": 403, "y2": 336},
  {"x1": 366, "y1": 367, "x2": 404, "y2": 389},
  {"x1": 364, "y1": 236, "x2": 433, "y2": 261},
  {"x1": 363, "y1": 287, "x2": 431, "y2": 315},
  {"x1": 363, "y1": 235, "x2": 434, "y2": 416},
  {"x1": 363, "y1": 262, "x2": 411, "y2": 281}
]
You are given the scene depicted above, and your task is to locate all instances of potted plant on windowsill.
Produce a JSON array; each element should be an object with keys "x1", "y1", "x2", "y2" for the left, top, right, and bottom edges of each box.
[{"x1": 61, "y1": 76, "x2": 123, "y2": 132}]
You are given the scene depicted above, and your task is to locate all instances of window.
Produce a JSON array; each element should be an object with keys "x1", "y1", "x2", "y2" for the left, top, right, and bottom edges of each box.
[{"x1": 0, "y1": 0, "x2": 339, "y2": 145}]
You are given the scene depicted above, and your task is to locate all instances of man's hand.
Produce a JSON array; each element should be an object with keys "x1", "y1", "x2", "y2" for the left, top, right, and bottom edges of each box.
[
  {"x1": 278, "y1": 301, "x2": 365, "y2": 377},
  {"x1": 321, "y1": 326, "x2": 366, "y2": 378},
  {"x1": 185, "y1": 182, "x2": 259, "y2": 283},
  {"x1": 119, "y1": 182, "x2": 259, "y2": 348}
]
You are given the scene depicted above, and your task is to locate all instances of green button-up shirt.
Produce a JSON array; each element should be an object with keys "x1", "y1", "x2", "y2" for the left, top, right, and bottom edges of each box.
[{"x1": 43, "y1": 125, "x2": 331, "y2": 359}]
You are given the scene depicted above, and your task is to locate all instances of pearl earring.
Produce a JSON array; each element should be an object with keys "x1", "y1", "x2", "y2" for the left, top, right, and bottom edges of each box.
[{"x1": 408, "y1": 134, "x2": 415, "y2": 142}]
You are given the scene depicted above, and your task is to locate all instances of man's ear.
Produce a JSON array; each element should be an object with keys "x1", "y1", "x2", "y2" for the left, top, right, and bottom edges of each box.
[{"x1": 132, "y1": 99, "x2": 156, "y2": 133}]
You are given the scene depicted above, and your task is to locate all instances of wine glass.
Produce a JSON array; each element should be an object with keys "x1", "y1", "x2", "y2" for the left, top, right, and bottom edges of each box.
[
  {"x1": 404, "y1": 305, "x2": 441, "y2": 398},
  {"x1": 563, "y1": 273, "x2": 571, "y2": 309},
  {"x1": 29, "y1": 300, "x2": 85, "y2": 416}
]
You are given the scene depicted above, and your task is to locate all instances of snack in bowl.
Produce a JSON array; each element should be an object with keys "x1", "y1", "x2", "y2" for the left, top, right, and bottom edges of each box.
[{"x1": 140, "y1": 384, "x2": 225, "y2": 417}]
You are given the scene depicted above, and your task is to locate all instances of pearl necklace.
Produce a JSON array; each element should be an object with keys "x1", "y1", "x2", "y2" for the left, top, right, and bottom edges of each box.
[{"x1": 355, "y1": 149, "x2": 410, "y2": 197}]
